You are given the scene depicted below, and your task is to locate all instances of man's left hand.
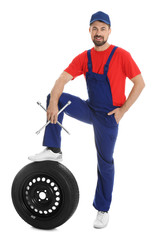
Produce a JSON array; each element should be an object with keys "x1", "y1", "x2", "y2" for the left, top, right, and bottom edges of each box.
[{"x1": 108, "y1": 107, "x2": 126, "y2": 124}]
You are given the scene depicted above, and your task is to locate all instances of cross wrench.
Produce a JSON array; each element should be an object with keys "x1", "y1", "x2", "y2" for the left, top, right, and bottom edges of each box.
[{"x1": 35, "y1": 101, "x2": 71, "y2": 135}]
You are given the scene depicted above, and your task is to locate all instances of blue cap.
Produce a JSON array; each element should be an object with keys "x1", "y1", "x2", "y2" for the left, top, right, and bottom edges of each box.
[{"x1": 90, "y1": 11, "x2": 111, "y2": 26}]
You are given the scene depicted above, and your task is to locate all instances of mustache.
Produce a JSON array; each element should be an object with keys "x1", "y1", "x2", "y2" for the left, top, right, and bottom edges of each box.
[{"x1": 94, "y1": 35, "x2": 103, "y2": 38}]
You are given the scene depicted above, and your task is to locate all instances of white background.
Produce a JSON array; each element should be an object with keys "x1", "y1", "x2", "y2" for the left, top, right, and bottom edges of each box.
[{"x1": 0, "y1": 0, "x2": 160, "y2": 239}]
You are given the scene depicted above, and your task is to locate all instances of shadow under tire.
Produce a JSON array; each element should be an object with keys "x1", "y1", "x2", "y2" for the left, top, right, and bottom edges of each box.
[{"x1": 11, "y1": 161, "x2": 79, "y2": 229}]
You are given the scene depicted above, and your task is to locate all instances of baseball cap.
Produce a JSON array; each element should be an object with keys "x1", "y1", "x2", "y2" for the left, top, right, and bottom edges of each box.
[{"x1": 90, "y1": 11, "x2": 111, "y2": 26}]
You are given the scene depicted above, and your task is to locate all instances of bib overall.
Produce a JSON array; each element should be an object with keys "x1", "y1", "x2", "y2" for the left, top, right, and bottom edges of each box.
[{"x1": 43, "y1": 46, "x2": 119, "y2": 212}]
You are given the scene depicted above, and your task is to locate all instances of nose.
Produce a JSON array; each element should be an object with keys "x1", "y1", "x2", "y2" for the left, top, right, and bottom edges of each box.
[{"x1": 95, "y1": 29, "x2": 101, "y2": 35}]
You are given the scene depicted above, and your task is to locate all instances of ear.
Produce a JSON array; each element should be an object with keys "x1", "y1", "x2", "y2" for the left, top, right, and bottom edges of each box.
[
  {"x1": 89, "y1": 26, "x2": 91, "y2": 33},
  {"x1": 109, "y1": 28, "x2": 111, "y2": 35}
]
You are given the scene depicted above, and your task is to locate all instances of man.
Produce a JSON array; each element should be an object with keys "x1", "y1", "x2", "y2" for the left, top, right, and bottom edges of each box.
[{"x1": 29, "y1": 11, "x2": 145, "y2": 228}]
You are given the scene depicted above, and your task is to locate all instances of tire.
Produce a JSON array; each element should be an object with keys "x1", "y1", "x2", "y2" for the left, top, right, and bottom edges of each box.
[{"x1": 11, "y1": 161, "x2": 79, "y2": 229}]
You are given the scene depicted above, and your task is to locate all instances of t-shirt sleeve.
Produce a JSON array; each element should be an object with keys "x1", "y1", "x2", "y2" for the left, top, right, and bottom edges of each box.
[
  {"x1": 122, "y1": 51, "x2": 141, "y2": 79},
  {"x1": 64, "y1": 51, "x2": 86, "y2": 80}
]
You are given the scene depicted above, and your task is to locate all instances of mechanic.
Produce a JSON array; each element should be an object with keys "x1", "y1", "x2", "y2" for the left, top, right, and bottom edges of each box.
[{"x1": 29, "y1": 11, "x2": 145, "y2": 228}]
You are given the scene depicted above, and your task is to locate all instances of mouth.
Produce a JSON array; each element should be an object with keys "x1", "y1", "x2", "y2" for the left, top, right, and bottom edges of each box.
[{"x1": 94, "y1": 36, "x2": 103, "y2": 41}]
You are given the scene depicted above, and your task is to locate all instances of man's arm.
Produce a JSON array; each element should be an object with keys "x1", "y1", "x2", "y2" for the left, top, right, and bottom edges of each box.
[
  {"x1": 47, "y1": 71, "x2": 73, "y2": 124},
  {"x1": 108, "y1": 74, "x2": 145, "y2": 123}
]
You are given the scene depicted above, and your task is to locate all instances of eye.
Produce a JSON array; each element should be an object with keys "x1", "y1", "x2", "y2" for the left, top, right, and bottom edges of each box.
[
  {"x1": 92, "y1": 27, "x2": 97, "y2": 31},
  {"x1": 101, "y1": 27, "x2": 106, "y2": 31}
]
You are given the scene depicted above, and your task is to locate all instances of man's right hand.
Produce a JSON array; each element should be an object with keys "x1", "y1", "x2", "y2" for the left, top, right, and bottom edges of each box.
[{"x1": 47, "y1": 103, "x2": 59, "y2": 124}]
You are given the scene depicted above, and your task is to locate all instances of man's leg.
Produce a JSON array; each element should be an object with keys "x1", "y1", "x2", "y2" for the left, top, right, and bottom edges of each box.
[
  {"x1": 92, "y1": 114, "x2": 119, "y2": 212},
  {"x1": 29, "y1": 92, "x2": 92, "y2": 161},
  {"x1": 42, "y1": 92, "x2": 92, "y2": 148}
]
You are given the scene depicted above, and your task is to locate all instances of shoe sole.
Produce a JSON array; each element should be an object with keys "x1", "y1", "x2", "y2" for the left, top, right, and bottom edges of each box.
[
  {"x1": 93, "y1": 219, "x2": 109, "y2": 229},
  {"x1": 28, "y1": 157, "x2": 63, "y2": 162},
  {"x1": 93, "y1": 223, "x2": 108, "y2": 229}
]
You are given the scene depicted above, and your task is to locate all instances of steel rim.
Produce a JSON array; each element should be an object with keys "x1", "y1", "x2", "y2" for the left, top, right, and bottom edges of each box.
[{"x1": 22, "y1": 174, "x2": 62, "y2": 217}]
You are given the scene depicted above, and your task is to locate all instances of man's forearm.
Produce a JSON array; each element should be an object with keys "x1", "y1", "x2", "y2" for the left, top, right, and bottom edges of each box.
[
  {"x1": 49, "y1": 71, "x2": 73, "y2": 106},
  {"x1": 47, "y1": 71, "x2": 73, "y2": 123},
  {"x1": 50, "y1": 79, "x2": 65, "y2": 106},
  {"x1": 121, "y1": 74, "x2": 145, "y2": 113}
]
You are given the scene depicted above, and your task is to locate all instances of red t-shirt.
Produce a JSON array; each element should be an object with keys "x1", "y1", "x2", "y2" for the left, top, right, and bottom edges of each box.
[{"x1": 64, "y1": 45, "x2": 141, "y2": 106}]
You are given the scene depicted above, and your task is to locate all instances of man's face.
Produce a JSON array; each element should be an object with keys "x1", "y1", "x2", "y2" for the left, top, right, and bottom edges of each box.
[{"x1": 89, "y1": 21, "x2": 111, "y2": 47}]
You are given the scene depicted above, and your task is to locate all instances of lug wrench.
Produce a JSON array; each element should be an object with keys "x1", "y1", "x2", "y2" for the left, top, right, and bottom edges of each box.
[{"x1": 35, "y1": 101, "x2": 71, "y2": 135}]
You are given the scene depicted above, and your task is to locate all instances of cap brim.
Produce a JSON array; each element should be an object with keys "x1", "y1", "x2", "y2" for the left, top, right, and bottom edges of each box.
[{"x1": 90, "y1": 19, "x2": 110, "y2": 25}]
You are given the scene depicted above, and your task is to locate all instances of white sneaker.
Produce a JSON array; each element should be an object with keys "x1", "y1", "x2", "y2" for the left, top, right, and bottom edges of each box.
[
  {"x1": 93, "y1": 211, "x2": 109, "y2": 229},
  {"x1": 28, "y1": 148, "x2": 62, "y2": 162}
]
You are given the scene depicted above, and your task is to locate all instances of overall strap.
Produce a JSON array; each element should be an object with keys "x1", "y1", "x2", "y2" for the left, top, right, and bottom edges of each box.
[
  {"x1": 104, "y1": 46, "x2": 118, "y2": 74},
  {"x1": 87, "y1": 50, "x2": 92, "y2": 72}
]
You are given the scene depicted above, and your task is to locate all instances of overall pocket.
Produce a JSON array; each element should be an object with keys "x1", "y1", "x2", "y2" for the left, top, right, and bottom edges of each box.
[
  {"x1": 109, "y1": 114, "x2": 118, "y2": 127},
  {"x1": 113, "y1": 114, "x2": 118, "y2": 125}
]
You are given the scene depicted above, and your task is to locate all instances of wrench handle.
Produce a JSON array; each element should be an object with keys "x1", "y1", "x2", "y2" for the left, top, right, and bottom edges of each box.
[
  {"x1": 35, "y1": 120, "x2": 70, "y2": 135},
  {"x1": 35, "y1": 121, "x2": 50, "y2": 135},
  {"x1": 57, "y1": 101, "x2": 71, "y2": 115},
  {"x1": 37, "y1": 101, "x2": 71, "y2": 115},
  {"x1": 36, "y1": 101, "x2": 71, "y2": 135}
]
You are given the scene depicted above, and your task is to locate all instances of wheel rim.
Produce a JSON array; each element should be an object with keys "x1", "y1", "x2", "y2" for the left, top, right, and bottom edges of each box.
[{"x1": 22, "y1": 174, "x2": 62, "y2": 217}]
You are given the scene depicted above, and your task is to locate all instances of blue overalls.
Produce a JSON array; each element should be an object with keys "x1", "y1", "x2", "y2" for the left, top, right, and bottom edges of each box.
[{"x1": 43, "y1": 46, "x2": 119, "y2": 212}]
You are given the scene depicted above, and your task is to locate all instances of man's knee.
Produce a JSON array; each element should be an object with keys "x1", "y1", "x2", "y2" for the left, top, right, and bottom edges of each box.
[{"x1": 46, "y1": 92, "x2": 69, "y2": 108}]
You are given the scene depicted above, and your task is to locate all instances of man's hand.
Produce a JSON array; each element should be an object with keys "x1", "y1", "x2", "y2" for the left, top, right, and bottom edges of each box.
[
  {"x1": 47, "y1": 103, "x2": 59, "y2": 124},
  {"x1": 108, "y1": 107, "x2": 126, "y2": 124}
]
